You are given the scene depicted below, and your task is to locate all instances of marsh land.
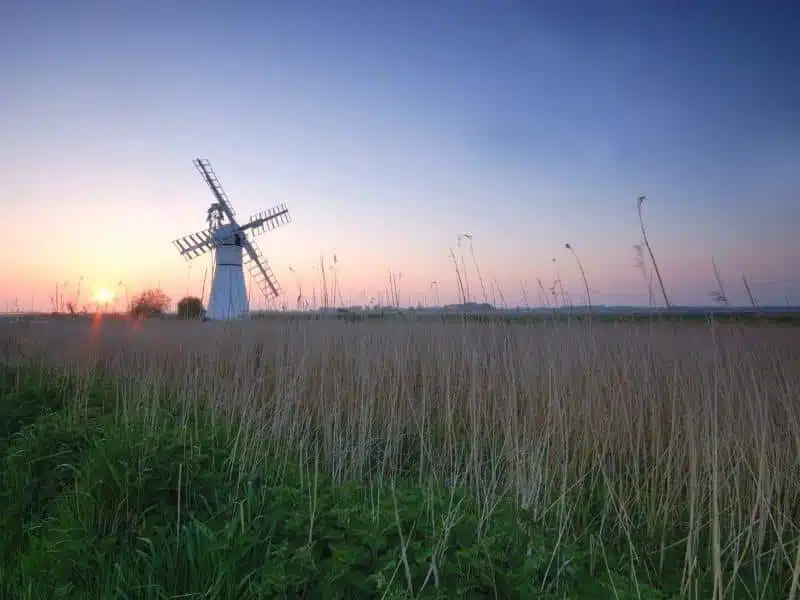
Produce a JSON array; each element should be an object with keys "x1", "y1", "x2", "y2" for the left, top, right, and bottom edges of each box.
[{"x1": 1, "y1": 316, "x2": 798, "y2": 598}]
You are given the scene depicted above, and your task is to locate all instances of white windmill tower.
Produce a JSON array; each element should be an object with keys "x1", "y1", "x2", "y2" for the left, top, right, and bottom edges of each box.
[{"x1": 172, "y1": 158, "x2": 291, "y2": 320}]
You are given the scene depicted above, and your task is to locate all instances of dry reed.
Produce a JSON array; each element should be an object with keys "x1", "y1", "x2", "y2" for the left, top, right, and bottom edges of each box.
[{"x1": 2, "y1": 316, "x2": 799, "y2": 596}]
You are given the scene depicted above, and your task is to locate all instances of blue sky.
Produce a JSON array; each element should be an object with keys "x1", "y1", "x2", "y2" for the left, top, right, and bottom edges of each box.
[{"x1": 1, "y1": 0, "x2": 798, "y2": 309}]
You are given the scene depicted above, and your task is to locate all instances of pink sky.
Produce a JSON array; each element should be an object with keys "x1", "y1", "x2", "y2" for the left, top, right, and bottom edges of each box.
[{"x1": 2, "y1": 3, "x2": 799, "y2": 311}]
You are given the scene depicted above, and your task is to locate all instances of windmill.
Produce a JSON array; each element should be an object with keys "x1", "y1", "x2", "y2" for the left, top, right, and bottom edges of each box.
[{"x1": 172, "y1": 158, "x2": 291, "y2": 320}]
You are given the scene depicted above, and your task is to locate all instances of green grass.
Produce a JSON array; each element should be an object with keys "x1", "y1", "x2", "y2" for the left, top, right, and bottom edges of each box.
[{"x1": 0, "y1": 363, "x2": 793, "y2": 599}]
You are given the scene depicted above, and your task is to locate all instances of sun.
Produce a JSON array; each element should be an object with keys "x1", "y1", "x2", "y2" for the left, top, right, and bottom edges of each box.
[{"x1": 94, "y1": 288, "x2": 114, "y2": 304}]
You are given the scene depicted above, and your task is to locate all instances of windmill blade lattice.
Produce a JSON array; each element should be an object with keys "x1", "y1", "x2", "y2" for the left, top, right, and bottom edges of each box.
[
  {"x1": 246, "y1": 204, "x2": 291, "y2": 235},
  {"x1": 172, "y1": 229, "x2": 215, "y2": 260},
  {"x1": 244, "y1": 238, "x2": 282, "y2": 298},
  {"x1": 193, "y1": 158, "x2": 238, "y2": 221}
]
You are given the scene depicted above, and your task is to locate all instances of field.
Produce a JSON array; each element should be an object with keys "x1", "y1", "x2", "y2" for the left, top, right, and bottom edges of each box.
[{"x1": 1, "y1": 316, "x2": 799, "y2": 599}]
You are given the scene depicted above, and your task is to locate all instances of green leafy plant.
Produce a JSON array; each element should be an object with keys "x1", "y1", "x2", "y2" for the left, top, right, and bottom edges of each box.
[{"x1": 177, "y1": 296, "x2": 205, "y2": 320}]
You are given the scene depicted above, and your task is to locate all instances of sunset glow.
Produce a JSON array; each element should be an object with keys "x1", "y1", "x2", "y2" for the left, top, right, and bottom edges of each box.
[
  {"x1": 94, "y1": 289, "x2": 114, "y2": 305},
  {"x1": 1, "y1": 3, "x2": 798, "y2": 312}
]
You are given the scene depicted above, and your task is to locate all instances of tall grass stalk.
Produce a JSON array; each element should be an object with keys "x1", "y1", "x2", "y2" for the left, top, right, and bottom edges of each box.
[
  {"x1": 637, "y1": 195, "x2": 671, "y2": 308},
  {"x1": 457, "y1": 235, "x2": 472, "y2": 303},
  {"x1": 461, "y1": 234, "x2": 489, "y2": 304},
  {"x1": 711, "y1": 257, "x2": 728, "y2": 306},
  {"x1": 551, "y1": 258, "x2": 568, "y2": 307},
  {"x1": 565, "y1": 242, "x2": 592, "y2": 316},
  {"x1": 319, "y1": 254, "x2": 330, "y2": 310},
  {"x1": 743, "y1": 275, "x2": 758, "y2": 309},
  {"x1": 449, "y1": 248, "x2": 466, "y2": 304}
]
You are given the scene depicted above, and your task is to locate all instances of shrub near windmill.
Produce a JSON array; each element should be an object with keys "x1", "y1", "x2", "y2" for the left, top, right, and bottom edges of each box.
[
  {"x1": 176, "y1": 296, "x2": 204, "y2": 320},
  {"x1": 172, "y1": 159, "x2": 292, "y2": 320}
]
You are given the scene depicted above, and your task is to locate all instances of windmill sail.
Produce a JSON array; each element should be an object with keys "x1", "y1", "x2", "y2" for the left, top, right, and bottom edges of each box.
[
  {"x1": 243, "y1": 238, "x2": 281, "y2": 298},
  {"x1": 173, "y1": 229, "x2": 215, "y2": 260},
  {"x1": 194, "y1": 158, "x2": 238, "y2": 221}
]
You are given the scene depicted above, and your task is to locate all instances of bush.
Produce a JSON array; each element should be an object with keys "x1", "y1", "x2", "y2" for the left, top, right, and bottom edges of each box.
[
  {"x1": 177, "y1": 296, "x2": 205, "y2": 320},
  {"x1": 129, "y1": 289, "x2": 170, "y2": 317}
]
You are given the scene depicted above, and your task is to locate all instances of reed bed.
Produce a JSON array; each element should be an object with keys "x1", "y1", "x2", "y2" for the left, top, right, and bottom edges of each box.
[{"x1": 2, "y1": 316, "x2": 799, "y2": 598}]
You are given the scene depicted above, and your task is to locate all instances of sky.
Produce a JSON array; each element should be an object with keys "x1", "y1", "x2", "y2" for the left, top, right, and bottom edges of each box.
[{"x1": 1, "y1": 0, "x2": 799, "y2": 311}]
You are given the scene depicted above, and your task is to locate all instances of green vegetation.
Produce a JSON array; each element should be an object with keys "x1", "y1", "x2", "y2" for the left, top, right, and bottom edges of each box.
[
  {"x1": 177, "y1": 296, "x2": 206, "y2": 320},
  {"x1": 1, "y1": 317, "x2": 799, "y2": 599},
  {"x1": 0, "y1": 366, "x2": 654, "y2": 599}
]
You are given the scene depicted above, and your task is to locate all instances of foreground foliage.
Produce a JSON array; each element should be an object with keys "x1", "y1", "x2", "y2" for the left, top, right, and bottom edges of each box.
[
  {"x1": 0, "y1": 366, "x2": 706, "y2": 599},
  {"x1": 1, "y1": 317, "x2": 798, "y2": 599}
]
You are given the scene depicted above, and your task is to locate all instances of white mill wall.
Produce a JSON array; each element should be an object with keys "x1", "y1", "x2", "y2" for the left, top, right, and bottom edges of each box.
[{"x1": 207, "y1": 245, "x2": 249, "y2": 319}]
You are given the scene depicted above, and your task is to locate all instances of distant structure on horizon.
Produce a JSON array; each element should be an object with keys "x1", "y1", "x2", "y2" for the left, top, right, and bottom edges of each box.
[{"x1": 172, "y1": 158, "x2": 291, "y2": 320}]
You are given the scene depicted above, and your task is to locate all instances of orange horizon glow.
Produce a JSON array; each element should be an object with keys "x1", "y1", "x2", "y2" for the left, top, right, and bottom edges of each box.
[{"x1": 93, "y1": 288, "x2": 114, "y2": 304}]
